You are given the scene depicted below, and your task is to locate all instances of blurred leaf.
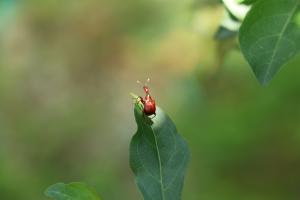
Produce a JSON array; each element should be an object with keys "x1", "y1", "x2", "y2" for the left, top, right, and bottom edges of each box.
[
  {"x1": 222, "y1": 0, "x2": 251, "y2": 21},
  {"x1": 239, "y1": 0, "x2": 258, "y2": 5},
  {"x1": 239, "y1": 0, "x2": 300, "y2": 85},
  {"x1": 0, "y1": 0, "x2": 16, "y2": 28},
  {"x1": 215, "y1": 26, "x2": 237, "y2": 40},
  {"x1": 45, "y1": 182, "x2": 102, "y2": 200},
  {"x1": 130, "y1": 102, "x2": 190, "y2": 200}
]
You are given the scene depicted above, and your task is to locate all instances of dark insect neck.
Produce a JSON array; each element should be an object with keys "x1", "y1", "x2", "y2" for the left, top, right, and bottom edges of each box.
[{"x1": 145, "y1": 94, "x2": 152, "y2": 100}]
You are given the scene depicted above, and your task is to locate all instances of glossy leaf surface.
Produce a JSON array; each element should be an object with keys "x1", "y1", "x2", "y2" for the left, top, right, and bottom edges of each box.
[
  {"x1": 130, "y1": 102, "x2": 190, "y2": 200},
  {"x1": 239, "y1": 0, "x2": 300, "y2": 85}
]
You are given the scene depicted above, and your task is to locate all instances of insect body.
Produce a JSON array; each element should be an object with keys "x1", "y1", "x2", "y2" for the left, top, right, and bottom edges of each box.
[{"x1": 137, "y1": 79, "x2": 156, "y2": 117}]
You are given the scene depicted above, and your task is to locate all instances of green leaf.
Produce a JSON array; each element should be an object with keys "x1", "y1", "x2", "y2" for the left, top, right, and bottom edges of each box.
[
  {"x1": 239, "y1": 0, "x2": 300, "y2": 85},
  {"x1": 45, "y1": 182, "x2": 102, "y2": 200},
  {"x1": 215, "y1": 26, "x2": 237, "y2": 40},
  {"x1": 130, "y1": 102, "x2": 190, "y2": 200},
  {"x1": 222, "y1": 0, "x2": 251, "y2": 21},
  {"x1": 238, "y1": 0, "x2": 258, "y2": 5}
]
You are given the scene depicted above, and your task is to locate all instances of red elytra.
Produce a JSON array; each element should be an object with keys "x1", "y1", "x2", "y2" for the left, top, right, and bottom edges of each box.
[{"x1": 137, "y1": 80, "x2": 156, "y2": 117}]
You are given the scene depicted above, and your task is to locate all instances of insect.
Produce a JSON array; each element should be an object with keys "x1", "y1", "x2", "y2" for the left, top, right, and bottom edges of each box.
[{"x1": 137, "y1": 78, "x2": 156, "y2": 118}]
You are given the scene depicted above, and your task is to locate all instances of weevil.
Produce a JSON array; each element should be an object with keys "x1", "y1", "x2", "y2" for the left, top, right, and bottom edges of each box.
[{"x1": 137, "y1": 78, "x2": 156, "y2": 118}]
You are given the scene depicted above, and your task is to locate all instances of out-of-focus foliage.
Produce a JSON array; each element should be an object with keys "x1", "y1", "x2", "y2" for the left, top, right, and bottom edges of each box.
[
  {"x1": 0, "y1": 0, "x2": 300, "y2": 200},
  {"x1": 45, "y1": 182, "x2": 101, "y2": 200}
]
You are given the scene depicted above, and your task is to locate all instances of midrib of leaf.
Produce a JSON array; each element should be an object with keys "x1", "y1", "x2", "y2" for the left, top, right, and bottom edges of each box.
[
  {"x1": 137, "y1": 119, "x2": 166, "y2": 200},
  {"x1": 262, "y1": 0, "x2": 299, "y2": 84},
  {"x1": 150, "y1": 125, "x2": 166, "y2": 200}
]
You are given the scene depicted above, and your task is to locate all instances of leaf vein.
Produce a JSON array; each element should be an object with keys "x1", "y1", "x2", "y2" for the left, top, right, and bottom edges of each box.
[
  {"x1": 150, "y1": 125, "x2": 166, "y2": 200},
  {"x1": 261, "y1": 0, "x2": 299, "y2": 83}
]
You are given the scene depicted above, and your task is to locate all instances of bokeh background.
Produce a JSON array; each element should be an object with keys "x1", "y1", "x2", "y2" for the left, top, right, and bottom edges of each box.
[{"x1": 1, "y1": 0, "x2": 300, "y2": 199}]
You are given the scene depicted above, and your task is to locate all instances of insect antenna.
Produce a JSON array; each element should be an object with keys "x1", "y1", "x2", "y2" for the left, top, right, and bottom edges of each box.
[
  {"x1": 145, "y1": 78, "x2": 150, "y2": 86},
  {"x1": 137, "y1": 78, "x2": 151, "y2": 94}
]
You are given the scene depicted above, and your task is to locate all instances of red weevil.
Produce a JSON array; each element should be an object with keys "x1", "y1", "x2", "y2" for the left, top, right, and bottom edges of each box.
[{"x1": 137, "y1": 78, "x2": 156, "y2": 117}]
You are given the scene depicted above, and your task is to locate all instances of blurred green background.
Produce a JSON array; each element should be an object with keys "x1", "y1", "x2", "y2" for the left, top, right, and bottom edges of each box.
[{"x1": 1, "y1": 0, "x2": 300, "y2": 199}]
